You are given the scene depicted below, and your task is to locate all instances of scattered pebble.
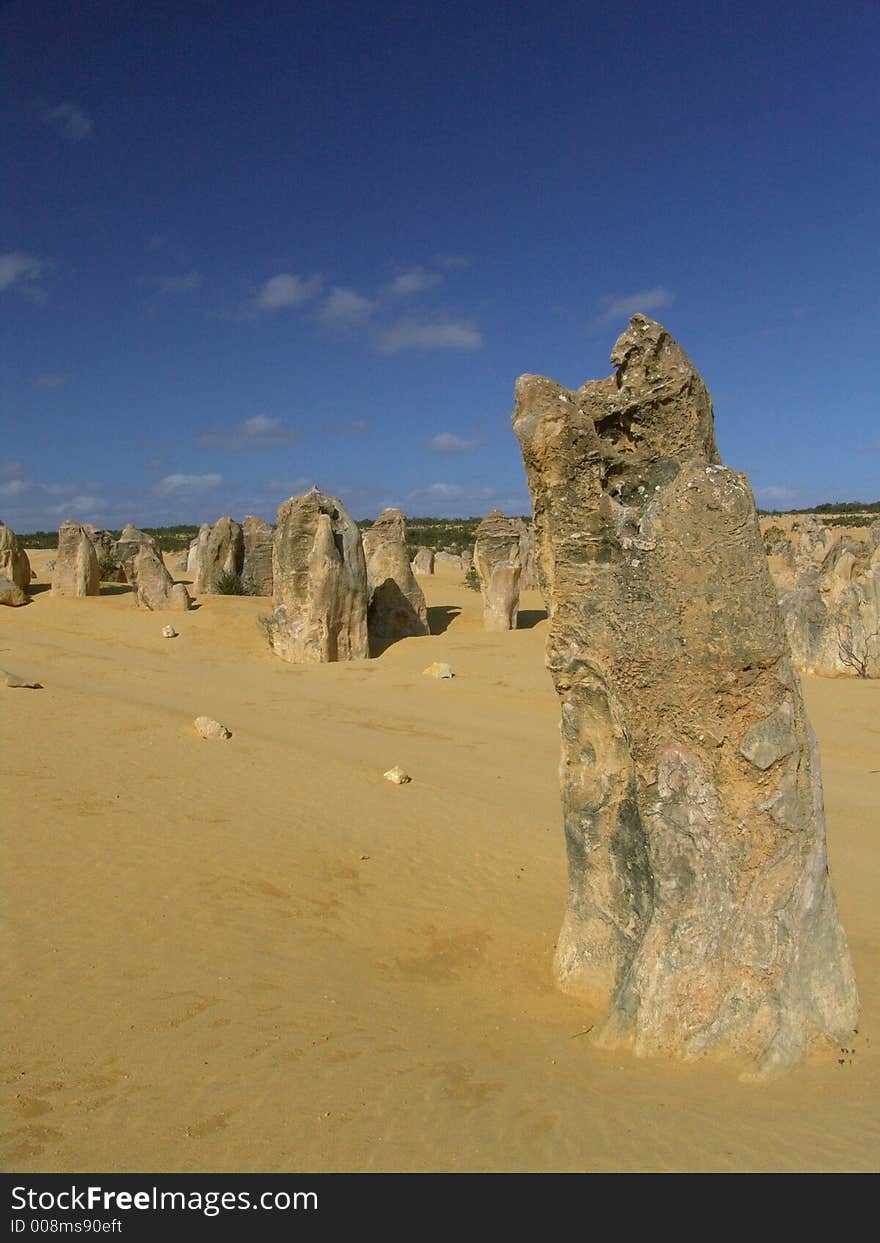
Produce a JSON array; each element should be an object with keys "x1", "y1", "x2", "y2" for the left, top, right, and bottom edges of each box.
[
  {"x1": 423, "y1": 661, "x2": 454, "y2": 679},
  {"x1": 194, "y1": 716, "x2": 231, "y2": 740},
  {"x1": 383, "y1": 766, "x2": 411, "y2": 785},
  {"x1": 162, "y1": 625, "x2": 178, "y2": 638}
]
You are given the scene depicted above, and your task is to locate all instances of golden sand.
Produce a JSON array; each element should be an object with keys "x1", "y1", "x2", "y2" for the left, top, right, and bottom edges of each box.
[{"x1": 2, "y1": 552, "x2": 878, "y2": 1172}]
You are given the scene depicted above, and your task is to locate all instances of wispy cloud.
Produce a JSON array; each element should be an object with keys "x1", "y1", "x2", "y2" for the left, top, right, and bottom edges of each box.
[
  {"x1": 319, "y1": 286, "x2": 378, "y2": 326},
  {"x1": 756, "y1": 485, "x2": 798, "y2": 504},
  {"x1": 377, "y1": 317, "x2": 482, "y2": 353},
  {"x1": 0, "y1": 251, "x2": 44, "y2": 295},
  {"x1": 194, "y1": 415, "x2": 296, "y2": 451},
  {"x1": 255, "y1": 272, "x2": 323, "y2": 311},
  {"x1": 591, "y1": 286, "x2": 675, "y2": 327},
  {"x1": 154, "y1": 473, "x2": 223, "y2": 497},
  {"x1": 0, "y1": 461, "x2": 24, "y2": 483},
  {"x1": 49, "y1": 494, "x2": 106, "y2": 518},
  {"x1": 406, "y1": 480, "x2": 529, "y2": 517},
  {"x1": 864, "y1": 443, "x2": 880, "y2": 453},
  {"x1": 32, "y1": 372, "x2": 70, "y2": 388},
  {"x1": 141, "y1": 271, "x2": 202, "y2": 295},
  {"x1": 424, "y1": 433, "x2": 482, "y2": 454},
  {"x1": 0, "y1": 478, "x2": 31, "y2": 499},
  {"x1": 0, "y1": 475, "x2": 107, "y2": 526},
  {"x1": 388, "y1": 267, "x2": 443, "y2": 297},
  {"x1": 410, "y1": 482, "x2": 470, "y2": 502},
  {"x1": 436, "y1": 255, "x2": 470, "y2": 271},
  {"x1": 44, "y1": 102, "x2": 93, "y2": 143},
  {"x1": 334, "y1": 419, "x2": 370, "y2": 436},
  {"x1": 261, "y1": 476, "x2": 315, "y2": 497}
]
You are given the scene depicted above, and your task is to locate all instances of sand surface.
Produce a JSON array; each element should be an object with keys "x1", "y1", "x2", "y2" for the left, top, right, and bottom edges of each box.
[{"x1": 2, "y1": 554, "x2": 878, "y2": 1172}]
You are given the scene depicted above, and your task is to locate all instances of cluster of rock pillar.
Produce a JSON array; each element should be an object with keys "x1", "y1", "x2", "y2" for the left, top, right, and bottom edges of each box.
[
  {"x1": 513, "y1": 314, "x2": 857, "y2": 1078},
  {"x1": 266, "y1": 493, "x2": 429, "y2": 662},
  {"x1": 51, "y1": 521, "x2": 193, "y2": 610}
]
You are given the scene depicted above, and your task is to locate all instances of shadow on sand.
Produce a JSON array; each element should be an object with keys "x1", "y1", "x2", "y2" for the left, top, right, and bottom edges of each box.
[
  {"x1": 427, "y1": 605, "x2": 461, "y2": 635},
  {"x1": 516, "y1": 609, "x2": 547, "y2": 629}
]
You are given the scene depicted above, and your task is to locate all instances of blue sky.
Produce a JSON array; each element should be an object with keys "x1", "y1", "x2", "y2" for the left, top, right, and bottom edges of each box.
[{"x1": 1, "y1": 0, "x2": 878, "y2": 531}]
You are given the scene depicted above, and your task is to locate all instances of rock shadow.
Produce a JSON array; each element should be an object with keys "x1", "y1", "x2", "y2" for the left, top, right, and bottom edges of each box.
[
  {"x1": 369, "y1": 580, "x2": 430, "y2": 656},
  {"x1": 427, "y1": 605, "x2": 461, "y2": 635},
  {"x1": 516, "y1": 609, "x2": 548, "y2": 629}
]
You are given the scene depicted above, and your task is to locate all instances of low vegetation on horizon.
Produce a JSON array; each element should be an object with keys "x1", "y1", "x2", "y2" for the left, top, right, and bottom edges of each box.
[
  {"x1": 16, "y1": 501, "x2": 879, "y2": 550},
  {"x1": 757, "y1": 500, "x2": 880, "y2": 527}
]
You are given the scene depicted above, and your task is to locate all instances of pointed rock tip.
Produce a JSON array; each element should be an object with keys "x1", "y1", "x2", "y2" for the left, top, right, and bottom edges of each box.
[
  {"x1": 514, "y1": 372, "x2": 554, "y2": 396},
  {"x1": 609, "y1": 313, "x2": 668, "y2": 367}
]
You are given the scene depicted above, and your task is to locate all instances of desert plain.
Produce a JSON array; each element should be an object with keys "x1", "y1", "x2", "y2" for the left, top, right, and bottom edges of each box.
[{"x1": 2, "y1": 551, "x2": 878, "y2": 1173}]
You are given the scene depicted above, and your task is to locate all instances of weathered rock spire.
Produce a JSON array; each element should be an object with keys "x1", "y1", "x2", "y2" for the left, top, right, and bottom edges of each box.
[
  {"x1": 513, "y1": 314, "x2": 857, "y2": 1078},
  {"x1": 269, "y1": 488, "x2": 369, "y2": 663},
  {"x1": 362, "y1": 508, "x2": 429, "y2": 653},
  {"x1": 474, "y1": 510, "x2": 522, "y2": 631}
]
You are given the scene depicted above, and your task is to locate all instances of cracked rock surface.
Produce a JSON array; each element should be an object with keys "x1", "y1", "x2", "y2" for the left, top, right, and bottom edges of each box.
[
  {"x1": 513, "y1": 313, "x2": 858, "y2": 1077},
  {"x1": 269, "y1": 488, "x2": 369, "y2": 664}
]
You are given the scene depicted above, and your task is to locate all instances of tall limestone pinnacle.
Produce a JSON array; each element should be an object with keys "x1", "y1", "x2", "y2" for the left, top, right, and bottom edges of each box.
[
  {"x1": 362, "y1": 508, "x2": 429, "y2": 653},
  {"x1": 269, "y1": 487, "x2": 369, "y2": 663},
  {"x1": 474, "y1": 509, "x2": 522, "y2": 631},
  {"x1": 512, "y1": 314, "x2": 858, "y2": 1078}
]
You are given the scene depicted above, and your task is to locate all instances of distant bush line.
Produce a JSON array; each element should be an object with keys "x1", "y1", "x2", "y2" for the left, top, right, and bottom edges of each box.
[
  {"x1": 758, "y1": 500, "x2": 880, "y2": 517},
  {"x1": 21, "y1": 504, "x2": 875, "y2": 552},
  {"x1": 17, "y1": 525, "x2": 201, "y2": 551},
  {"x1": 18, "y1": 517, "x2": 527, "y2": 554}
]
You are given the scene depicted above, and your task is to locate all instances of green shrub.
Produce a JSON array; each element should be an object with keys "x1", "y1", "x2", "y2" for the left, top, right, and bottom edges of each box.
[
  {"x1": 462, "y1": 566, "x2": 480, "y2": 591},
  {"x1": 97, "y1": 552, "x2": 119, "y2": 581},
  {"x1": 214, "y1": 570, "x2": 245, "y2": 595}
]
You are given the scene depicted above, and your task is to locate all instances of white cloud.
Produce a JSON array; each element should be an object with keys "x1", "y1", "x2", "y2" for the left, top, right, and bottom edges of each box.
[
  {"x1": 334, "y1": 419, "x2": 370, "y2": 436},
  {"x1": 388, "y1": 267, "x2": 443, "y2": 297},
  {"x1": 319, "y1": 286, "x2": 378, "y2": 326},
  {"x1": 424, "y1": 433, "x2": 482, "y2": 454},
  {"x1": 0, "y1": 476, "x2": 107, "y2": 526},
  {"x1": 592, "y1": 286, "x2": 675, "y2": 326},
  {"x1": 261, "y1": 476, "x2": 315, "y2": 496},
  {"x1": 32, "y1": 373, "x2": 70, "y2": 388},
  {"x1": 45, "y1": 102, "x2": 93, "y2": 143},
  {"x1": 195, "y1": 415, "x2": 296, "y2": 450},
  {"x1": 377, "y1": 317, "x2": 482, "y2": 353},
  {"x1": 412, "y1": 482, "x2": 467, "y2": 501},
  {"x1": 255, "y1": 272, "x2": 323, "y2": 311},
  {"x1": 0, "y1": 251, "x2": 43, "y2": 292},
  {"x1": 0, "y1": 478, "x2": 31, "y2": 498},
  {"x1": 405, "y1": 481, "x2": 529, "y2": 517},
  {"x1": 756, "y1": 485, "x2": 799, "y2": 504},
  {"x1": 49, "y1": 494, "x2": 105, "y2": 518},
  {"x1": 142, "y1": 271, "x2": 202, "y2": 294},
  {"x1": 155, "y1": 473, "x2": 223, "y2": 497}
]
